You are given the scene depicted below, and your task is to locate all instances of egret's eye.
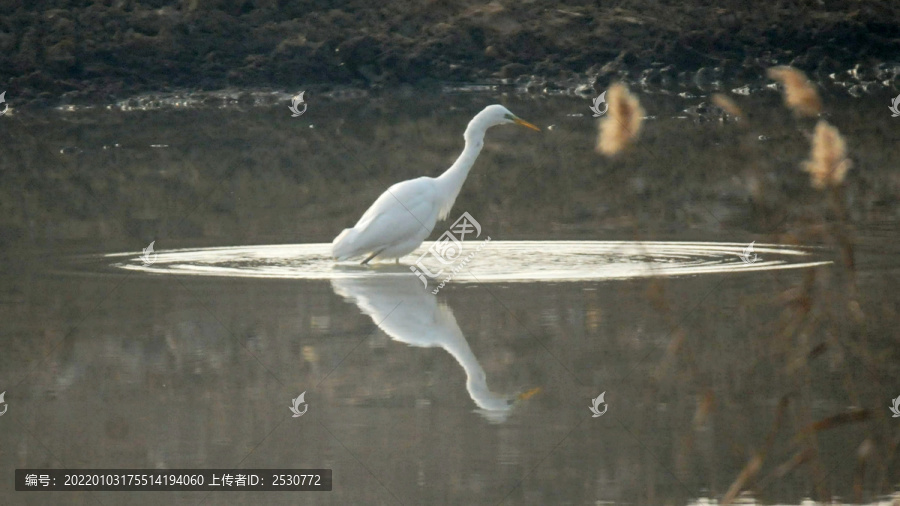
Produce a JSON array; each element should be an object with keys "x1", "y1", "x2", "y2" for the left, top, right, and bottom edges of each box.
[{"x1": 504, "y1": 113, "x2": 515, "y2": 120}]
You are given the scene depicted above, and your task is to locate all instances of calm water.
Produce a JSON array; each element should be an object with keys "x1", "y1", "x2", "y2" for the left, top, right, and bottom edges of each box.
[{"x1": 1, "y1": 90, "x2": 898, "y2": 505}]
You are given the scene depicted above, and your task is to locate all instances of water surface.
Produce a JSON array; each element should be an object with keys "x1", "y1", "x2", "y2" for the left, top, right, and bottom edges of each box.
[
  {"x1": 102, "y1": 241, "x2": 830, "y2": 281},
  {"x1": 1, "y1": 90, "x2": 898, "y2": 505}
]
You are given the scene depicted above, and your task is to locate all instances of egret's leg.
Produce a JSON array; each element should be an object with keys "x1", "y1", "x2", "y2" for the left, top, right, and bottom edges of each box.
[{"x1": 361, "y1": 249, "x2": 384, "y2": 265}]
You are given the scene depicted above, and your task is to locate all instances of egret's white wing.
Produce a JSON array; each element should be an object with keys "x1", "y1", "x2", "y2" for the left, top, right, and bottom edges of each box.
[
  {"x1": 344, "y1": 177, "x2": 440, "y2": 257},
  {"x1": 354, "y1": 177, "x2": 437, "y2": 229}
]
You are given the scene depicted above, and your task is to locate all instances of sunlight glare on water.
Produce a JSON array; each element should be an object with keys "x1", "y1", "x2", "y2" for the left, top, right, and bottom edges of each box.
[{"x1": 104, "y1": 241, "x2": 831, "y2": 281}]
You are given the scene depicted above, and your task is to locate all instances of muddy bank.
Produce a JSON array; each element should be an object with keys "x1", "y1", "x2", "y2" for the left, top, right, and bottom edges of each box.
[{"x1": 2, "y1": 0, "x2": 900, "y2": 104}]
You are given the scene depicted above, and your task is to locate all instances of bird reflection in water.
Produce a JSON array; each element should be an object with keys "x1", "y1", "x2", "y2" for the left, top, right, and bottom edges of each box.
[{"x1": 331, "y1": 272, "x2": 538, "y2": 423}]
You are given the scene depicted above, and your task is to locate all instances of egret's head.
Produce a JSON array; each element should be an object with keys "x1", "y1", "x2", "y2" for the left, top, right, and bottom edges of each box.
[{"x1": 476, "y1": 104, "x2": 541, "y2": 132}]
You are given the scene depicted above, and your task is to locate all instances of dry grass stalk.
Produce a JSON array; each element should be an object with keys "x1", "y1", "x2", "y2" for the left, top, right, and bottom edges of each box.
[
  {"x1": 802, "y1": 120, "x2": 852, "y2": 189},
  {"x1": 771, "y1": 448, "x2": 815, "y2": 479},
  {"x1": 692, "y1": 389, "x2": 715, "y2": 428},
  {"x1": 793, "y1": 408, "x2": 871, "y2": 441},
  {"x1": 767, "y1": 66, "x2": 822, "y2": 117},
  {"x1": 712, "y1": 93, "x2": 744, "y2": 119},
  {"x1": 596, "y1": 82, "x2": 644, "y2": 156},
  {"x1": 722, "y1": 454, "x2": 763, "y2": 505},
  {"x1": 721, "y1": 396, "x2": 789, "y2": 505}
]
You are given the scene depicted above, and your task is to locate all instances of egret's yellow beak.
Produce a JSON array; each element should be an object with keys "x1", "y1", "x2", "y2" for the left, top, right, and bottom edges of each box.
[
  {"x1": 517, "y1": 387, "x2": 542, "y2": 401},
  {"x1": 513, "y1": 117, "x2": 541, "y2": 131}
]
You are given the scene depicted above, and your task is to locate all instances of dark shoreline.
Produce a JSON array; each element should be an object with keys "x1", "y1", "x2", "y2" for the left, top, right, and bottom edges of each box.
[{"x1": 2, "y1": 0, "x2": 899, "y2": 106}]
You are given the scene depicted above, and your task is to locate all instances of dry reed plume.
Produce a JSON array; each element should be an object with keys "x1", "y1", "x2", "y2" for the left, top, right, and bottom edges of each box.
[
  {"x1": 712, "y1": 93, "x2": 744, "y2": 119},
  {"x1": 802, "y1": 120, "x2": 852, "y2": 189},
  {"x1": 767, "y1": 66, "x2": 822, "y2": 117},
  {"x1": 596, "y1": 83, "x2": 644, "y2": 156}
]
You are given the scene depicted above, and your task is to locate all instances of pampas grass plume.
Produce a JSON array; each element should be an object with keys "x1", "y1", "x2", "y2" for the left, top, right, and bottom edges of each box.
[
  {"x1": 767, "y1": 66, "x2": 822, "y2": 117},
  {"x1": 712, "y1": 93, "x2": 744, "y2": 119},
  {"x1": 802, "y1": 120, "x2": 852, "y2": 189},
  {"x1": 596, "y1": 83, "x2": 644, "y2": 156}
]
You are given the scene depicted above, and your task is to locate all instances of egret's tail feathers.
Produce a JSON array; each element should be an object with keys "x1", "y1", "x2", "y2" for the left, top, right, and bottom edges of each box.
[{"x1": 332, "y1": 228, "x2": 362, "y2": 261}]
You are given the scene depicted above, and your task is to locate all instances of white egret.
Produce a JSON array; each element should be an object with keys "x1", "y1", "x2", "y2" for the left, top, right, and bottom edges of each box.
[{"x1": 332, "y1": 104, "x2": 540, "y2": 264}]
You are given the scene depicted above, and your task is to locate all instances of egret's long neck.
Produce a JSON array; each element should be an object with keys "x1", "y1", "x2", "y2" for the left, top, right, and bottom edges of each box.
[
  {"x1": 439, "y1": 324, "x2": 510, "y2": 411},
  {"x1": 435, "y1": 120, "x2": 486, "y2": 217}
]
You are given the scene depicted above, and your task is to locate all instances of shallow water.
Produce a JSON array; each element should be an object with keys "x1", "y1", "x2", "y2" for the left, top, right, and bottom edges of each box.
[
  {"x1": 102, "y1": 241, "x2": 830, "y2": 281},
  {"x1": 1, "y1": 90, "x2": 898, "y2": 505}
]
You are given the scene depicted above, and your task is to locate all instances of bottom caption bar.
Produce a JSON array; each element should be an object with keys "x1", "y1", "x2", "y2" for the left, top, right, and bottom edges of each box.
[{"x1": 15, "y1": 469, "x2": 332, "y2": 491}]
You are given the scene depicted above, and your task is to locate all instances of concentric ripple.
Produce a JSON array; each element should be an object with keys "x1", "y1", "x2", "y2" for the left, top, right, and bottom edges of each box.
[{"x1": 103, "y1": 241, "x2": 831, "y2": 282}]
